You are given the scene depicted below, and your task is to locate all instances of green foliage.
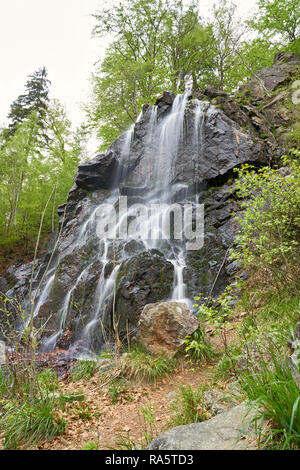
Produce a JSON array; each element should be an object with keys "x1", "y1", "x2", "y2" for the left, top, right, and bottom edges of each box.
[
  {"x1": 82, "y1": 441, "x2": 99, "y2": 450},
  {"x1": 249, "y1": 0, "x2": 300, "y2": 44},
  {"x1": 107, "y1": 380, "x2": 133, "y2": 404},
  {"x1": 228, "y1": 38, "x2": 278, "y2": 92},
  {"x1": 0, "y1": 397, "x2": 66, "y2": 450},
  {"x1": 183, "y1": 324, "x2": 215, "y2": 365},
  {"x1": 88, "y1": 0, "x2": 298, "y2": 147},
  {"x1": 168, "y1": 384, "x2": 208, "y2": 426},
  {"x1": 70, "y1": 359, "x2": 99, "y2": 382},
  {"x1": 88, "y1": 0, "x2": 246, "y2": 146},
  {"x1": 211, "y1": 0, "x2": 243, "y2": 91},
  {"x1": 119, "y1": 345, "x2": 177, "y2": 384},
  {"x1": 37, "y1": 368, "x2": 60, "y2": 392},
  {"x1": 0, "y1": 73, "x2": 84, "y2": 252},
  {"x1": 231, "y1": 155, "x2": 300, "y2": 293},
  {"x1": 239, "y1": 346, "x2": 300, "y2": 449},
  {"x1": 215, "y1": 344, "x2": 242, "y2": 379},
  {"x1": 6, "y1": 67, "x2": 50, "y2": 138}
]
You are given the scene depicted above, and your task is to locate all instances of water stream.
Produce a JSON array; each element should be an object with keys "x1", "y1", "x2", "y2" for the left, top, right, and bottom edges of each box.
[{"x1": 34, "y1": 94, "x2": 207, "y2": 353}]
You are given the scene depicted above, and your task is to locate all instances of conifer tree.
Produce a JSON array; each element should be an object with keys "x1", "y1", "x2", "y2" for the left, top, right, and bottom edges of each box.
[{"x1": 6, "y1": 67, "x2": 50, "y2": 138}]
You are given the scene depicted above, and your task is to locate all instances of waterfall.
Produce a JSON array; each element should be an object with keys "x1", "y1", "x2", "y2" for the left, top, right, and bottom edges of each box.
[
  {"x1": 35, "y1": 93, "x2": 208, "y2": 354},
  {"x1": 154, "y1": 93, "x2": 189, "y2": 186},
  {"x1": 42, "y1": 264, "x2": 91, "y2": 351},
  {"x1": 32, "y1": 272, "x2": 55, "y2": 318},
  {"x1": 82, "y1": 263, "x2": 120, "y2": 348}
]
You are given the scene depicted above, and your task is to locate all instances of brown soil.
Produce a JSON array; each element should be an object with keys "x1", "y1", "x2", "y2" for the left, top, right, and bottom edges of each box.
[
  {"x1": 0, "y1": 233, "x2": 52, "y2": 276},
  {"x1": 38, "y1": 361, "x2": 225, "y2": 451},
  {"x1": 34, "y1": 321, "x2": 242, "y2": 451}
]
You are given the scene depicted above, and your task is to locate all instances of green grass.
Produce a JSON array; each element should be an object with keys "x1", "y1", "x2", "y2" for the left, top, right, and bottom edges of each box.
[
  {"x1": 107, "y1": 379, "x2": 133, "y2": 404},
  {"x1": 239, "y1": 347, "x2": 300, "y2": 449},
  {"x1": 38, "y1": 368, "x2": 60, "y2": 392},
  {"x1": 70, "y1": 359, "x2": 99, "y2": 381},
  {"x1": 0, "y1": 367, "x2": 68, "y2": 449},
  {"x1": 168, "y1": 384, "x2": 208, "y2": 427},
  {"x1": 0, "y1": 397, "x2": 67, "y2": 449},
  {"x1": 119, "y1": 345, "x2": 177, "y2": 384}
]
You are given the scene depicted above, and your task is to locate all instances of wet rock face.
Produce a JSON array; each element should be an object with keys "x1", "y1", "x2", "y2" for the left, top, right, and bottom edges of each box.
[
  {"x1": 122, "y1": 98, "x2": 266, "y2": 189},
  {"x1": 75, "y1": 151, "x2": 120, "y2": 191},
  {"x1": 4, "y1": 96, "x2": 261, "y2": 351},
  {"x1": 115, "y1": 251, "x2": 175, "y2": 338},
  {"x1": 138, "y1": 301, "x2": 199, "y2": 358}
]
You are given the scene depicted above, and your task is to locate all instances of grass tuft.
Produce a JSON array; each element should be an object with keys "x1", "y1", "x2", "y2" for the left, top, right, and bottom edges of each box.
[{"x1": 119, "y1": 345, "x2": 177, "y2": 384}]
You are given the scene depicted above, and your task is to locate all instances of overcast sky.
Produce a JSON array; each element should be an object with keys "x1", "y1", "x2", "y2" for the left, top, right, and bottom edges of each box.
[{"x1": 0, "y1": 0, "x2": 259, "y2": 130}]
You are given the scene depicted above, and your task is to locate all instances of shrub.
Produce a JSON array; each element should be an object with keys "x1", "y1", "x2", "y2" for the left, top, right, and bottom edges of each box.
[
  {"x1": 231, "y1": 153, "x2": 300, "y2": 293},
  {"x1": 183, "y1": 324, "x2": 215, "y2": 365}
]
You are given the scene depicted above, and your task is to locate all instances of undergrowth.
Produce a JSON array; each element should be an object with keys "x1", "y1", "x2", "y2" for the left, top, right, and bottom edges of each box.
[
  {"x1": 119, "y1": 345, "x2": 177, "y2": 385},
  {"x1": 168, "y1": 384, "x2": 210, "y2": 427},
  {"x1": 239, "y1": 347, "x2": 300, "y2": 449}
]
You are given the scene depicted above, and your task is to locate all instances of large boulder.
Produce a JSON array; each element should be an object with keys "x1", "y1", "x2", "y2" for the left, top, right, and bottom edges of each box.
[
  {"x1": 147, "y1": 403, "x2": 258, "y2": 450},
  {"x1": 138, "y1": 301, "x2": 199, "y2": 358}
]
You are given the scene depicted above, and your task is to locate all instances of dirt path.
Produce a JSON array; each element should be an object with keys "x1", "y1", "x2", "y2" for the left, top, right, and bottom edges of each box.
[{"x1": 38, "y1": 362, "x2": 221, "y2": 450}]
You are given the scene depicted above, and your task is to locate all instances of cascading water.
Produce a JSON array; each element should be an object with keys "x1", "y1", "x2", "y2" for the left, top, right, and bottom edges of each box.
[
  {"x1": 32, "y1": 94, "x2": 207, "y2": 354},
  {"x1": 42, "y1": 263, "x2": 91, "y2": 351}
]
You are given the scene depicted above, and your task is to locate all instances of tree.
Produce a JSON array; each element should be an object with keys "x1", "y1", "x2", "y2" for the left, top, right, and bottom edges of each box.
[
  {"x1": 93, "y1": 0, "x2": 170, "y2": 98},
  {"x1": 164, "y1": 1, "x2": 216, "y2": 90},
  {"x1": 89, "y1": 0, "x2": 214, "y2": 147},
  {"x1": 0, "y1": 95, "x2": 81, "y2": 250},
  {"x1": 224, "y1": 38, "x2": 279, "y2": 91},
  {"x1": 250, "y1": 0, "x2": 300, "y2": 44},
  {"x1": 211, "y1": 1, "x2": 244, "y2": 91},
  {"x1": 6, "y1": 67, "x2": 50, "y2": 138}
]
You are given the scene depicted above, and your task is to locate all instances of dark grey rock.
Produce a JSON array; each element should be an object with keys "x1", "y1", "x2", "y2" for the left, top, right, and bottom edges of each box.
[{"x1": 75, "y1": 151, "x2": 120, "y2": 191}]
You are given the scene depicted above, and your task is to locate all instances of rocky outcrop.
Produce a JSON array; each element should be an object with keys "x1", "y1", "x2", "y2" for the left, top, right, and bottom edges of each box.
[
  {"x1": 240, "y1": 52, "x2": 300, "y2": 99},
  {"x1": 75, "y1": 151, "x2": 120, "y2": 191},
  {"x1": 138, "y1": 301, "x2": 199, "y2": 358},
  {"x1": 147, "y1": 403, "x2": 258, "y2": 450}
]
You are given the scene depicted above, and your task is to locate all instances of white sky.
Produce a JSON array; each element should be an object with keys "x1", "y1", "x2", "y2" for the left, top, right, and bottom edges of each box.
[{"x1": 0, "y1": 0, "x2": 258, "y2": 130}]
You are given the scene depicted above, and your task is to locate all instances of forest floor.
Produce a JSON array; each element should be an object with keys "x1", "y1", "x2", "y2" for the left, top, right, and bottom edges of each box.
[{"x1": 36, "y1": 327, "x2": 241, "y2": 451}]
